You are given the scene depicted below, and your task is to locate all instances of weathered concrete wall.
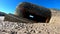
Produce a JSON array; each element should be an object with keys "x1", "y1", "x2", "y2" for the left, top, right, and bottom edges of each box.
[{"x1": 49, "y1": 9, "x2": 60, "y2": 23}]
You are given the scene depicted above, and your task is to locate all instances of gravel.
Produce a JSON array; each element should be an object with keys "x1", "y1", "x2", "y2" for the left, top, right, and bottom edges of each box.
[{"x1": 0, "y1": 12, "x2": 60, "y2": 34}]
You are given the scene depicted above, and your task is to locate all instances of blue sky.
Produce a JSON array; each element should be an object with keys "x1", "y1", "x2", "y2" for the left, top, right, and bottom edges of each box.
[{"x1": 0, "y1": 0, "x2": 60, "y2": 14}]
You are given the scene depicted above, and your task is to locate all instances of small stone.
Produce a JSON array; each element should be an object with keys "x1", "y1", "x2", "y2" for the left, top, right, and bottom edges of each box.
[
  {"x1": 11, "y1": 31, "x2": 17, "y2": 34},
  {"x1": 24, "y1": 31, "x2": 27, "y2": 33},
  {"x1": 43, "y1": 24, "x2": 46, "y2": 26},
  {"x1": 27, "y1": 32, "x2": 31, "y2": 34},
  {"x1": 2, "y1": 30, "x2": 6, "y2": 32},
  {"x1": 31, "y1": 26, "x2": 33, "y2": 28},
  {"x1": 30, "y1": 30, "x2": 36, "y2": 33},
  {"x1": 47, "y1": 32, "x2": 50, "y2": 34},
  {"x1": 39, "y1": 31, "x2": 41, "y2": 33}
]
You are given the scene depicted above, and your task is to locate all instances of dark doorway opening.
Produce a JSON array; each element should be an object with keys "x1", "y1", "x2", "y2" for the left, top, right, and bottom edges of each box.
[{"x1": 23, "y1": 11, "x2": 50, "y2": 23}]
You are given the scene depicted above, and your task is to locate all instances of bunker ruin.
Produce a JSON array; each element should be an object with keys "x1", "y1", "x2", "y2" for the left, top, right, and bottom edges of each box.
[{"x1": 15, "y1": 2, "x2": 51, "y2": 23}]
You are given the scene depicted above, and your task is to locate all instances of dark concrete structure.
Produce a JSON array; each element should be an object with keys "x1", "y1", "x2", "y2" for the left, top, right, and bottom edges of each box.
[{"x1": 15, "y1": 2, "x2": 51, "y2": 23}]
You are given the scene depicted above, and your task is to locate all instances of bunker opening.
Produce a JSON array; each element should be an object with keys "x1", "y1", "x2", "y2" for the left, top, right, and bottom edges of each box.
[
  {"x1": 22, "y1": 10, "x2": 51, "y2": 23},
  {"x1": 23, "y1": 11, "x2": 48, "y2": 23}
]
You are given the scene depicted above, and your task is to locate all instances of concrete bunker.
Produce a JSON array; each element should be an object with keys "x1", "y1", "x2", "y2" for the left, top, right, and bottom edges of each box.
[{"x1": 15, "y1": 2, "x2": 51, "y2": 23}]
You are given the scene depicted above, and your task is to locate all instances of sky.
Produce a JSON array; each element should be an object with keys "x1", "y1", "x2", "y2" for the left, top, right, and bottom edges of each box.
[{"x1": 0, "y1": 0, "x2": 60, "y2": 14}]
